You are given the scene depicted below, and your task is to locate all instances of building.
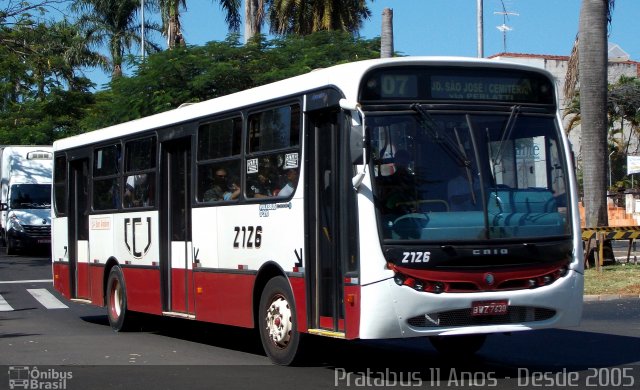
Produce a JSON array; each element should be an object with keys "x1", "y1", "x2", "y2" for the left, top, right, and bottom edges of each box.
[
  {"x1": 489, "y1": 45, "x2": 640, "y2": 169},
  {"x1": 491, "y1": 47, "x2": 640, "y2": 227}
]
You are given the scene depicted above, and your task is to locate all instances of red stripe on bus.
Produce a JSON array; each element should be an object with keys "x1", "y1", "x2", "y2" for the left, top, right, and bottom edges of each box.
[
  {"x1": 52, "y1": 262, "x2": 71, "y2": 299},
  {"x1": 89, "y1": 263, "x2": 105, "y2": 305},
  {"x1": 76, "y1": 262, "x2": 91, "y2": 300},
  {"x1": 193, "y1": 272, "x2": 255, "y2": 328},
  {"x1": 122, "y1": 267, "x2": 163, "y2": 315},
  {"x1": 290, "y1": 277, "x2": 308, "y2": 333}
]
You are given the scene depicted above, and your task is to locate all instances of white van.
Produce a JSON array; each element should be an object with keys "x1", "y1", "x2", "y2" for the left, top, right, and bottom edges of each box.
[{"x1": 0, "y1": 146, "x2": 53, "y2": 255}]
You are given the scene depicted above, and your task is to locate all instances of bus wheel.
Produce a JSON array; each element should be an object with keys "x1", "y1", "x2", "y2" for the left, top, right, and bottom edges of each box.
[
  {"x1": 106, "y1": 266, "x2": 137, "y2": 332},
  {"x1": 429, "y1": 334, "x2": 487, "y2": 356},
  {"x1": 258, "y1": 276, "x2": 301, "y2": 365}
]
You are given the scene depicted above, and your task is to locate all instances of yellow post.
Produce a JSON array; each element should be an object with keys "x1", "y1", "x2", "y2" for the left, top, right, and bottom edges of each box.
[{"x1": 597, "y1": 232, "x2": 604, "y2": 272}]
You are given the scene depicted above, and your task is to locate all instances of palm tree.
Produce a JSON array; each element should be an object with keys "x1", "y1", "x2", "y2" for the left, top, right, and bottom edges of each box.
[
  {"x1": 268, "y1": 0, "x2": 371, "y2": 36},
  {"x1": 380, "y1": 7, "x2": 393, "y2": 58},
  {"x1": 579, "y1": 0, "x2": 614, "y2": 227},
  {"x1": 72, "y1": 0, "x2": 160, "y2": 79},
  {"x1": 155, "y1": 0, "x2": 241, "y2": 49},
  {"x1": 564, "y1": 0, "x2": 615, "y2": 227},
  {"x1": 156, "y1": 0, "x2": 187, "y2": 48},
  {"x1": 245, "y1": 0, "x2": 266, "y2": 42}
]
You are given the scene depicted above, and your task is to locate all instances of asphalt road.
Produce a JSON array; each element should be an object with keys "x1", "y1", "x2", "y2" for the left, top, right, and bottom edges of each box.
[{"x1": 1, "y1": 250, "x2": 639, "y2": 389}]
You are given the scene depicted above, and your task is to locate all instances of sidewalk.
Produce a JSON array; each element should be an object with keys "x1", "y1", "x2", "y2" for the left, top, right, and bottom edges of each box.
[{"x1": 584, "y1": 294, "x2": 640, "y2": 301}]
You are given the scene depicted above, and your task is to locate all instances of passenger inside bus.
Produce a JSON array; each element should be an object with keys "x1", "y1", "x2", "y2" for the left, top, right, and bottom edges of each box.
[
  {"x1": 203, "y1": 167, "x2": 241, "y2": 201},
  {"x1": 248, "y1": 170, "x2": 275, "y2": 198},
  {"x1": 124, "y1": 174, "x2": 151, "y2": 207},
  {"x1": 379, "y1": 149, "x2": 416, "y2": 215},
  {"x1": 447, "y1": 171, "x2": 480, "y2": 211},
  {"x1": 276, "y1": 168, "x2": 298, "y2": 197}
]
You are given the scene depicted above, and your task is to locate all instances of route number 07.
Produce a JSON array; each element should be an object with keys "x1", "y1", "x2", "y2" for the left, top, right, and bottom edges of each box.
[
  {"x1": 234, "y1": 226, "x2": 262, "y2": 248},
  {"x1": 382, "y1": 75, "x2": 410, "y2": 96}
]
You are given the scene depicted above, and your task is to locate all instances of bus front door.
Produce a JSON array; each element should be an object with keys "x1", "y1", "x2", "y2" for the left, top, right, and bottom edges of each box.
[
  {"x1": 68, "y1": 159, "x2": 90, "y2": 300},
  {"x1": 307, "y1": 110, "x2": 346, "y2": 333},
  {"x1": 160, "y1": 138, "x2": 195, "y2": 316}
]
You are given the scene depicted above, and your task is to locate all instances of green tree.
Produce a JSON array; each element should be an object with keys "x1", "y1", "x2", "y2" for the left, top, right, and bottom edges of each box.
[
  {"x1": 71, "y1": 0, "x2": 161, "y2": 78},
  {"x1": 80, "y1": 31, "x2": 380, "y2": 131},
  {"x1": 0, "y1": 17, "x2": 96, "y2": 143},
  {"x1": 268, "y1": 0, "x2": 372, "y2": 36}
]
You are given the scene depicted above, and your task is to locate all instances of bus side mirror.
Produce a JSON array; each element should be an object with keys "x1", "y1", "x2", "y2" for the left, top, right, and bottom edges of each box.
[{"x1": 340, "y1": 99, "x2": 367, "y2": 165}]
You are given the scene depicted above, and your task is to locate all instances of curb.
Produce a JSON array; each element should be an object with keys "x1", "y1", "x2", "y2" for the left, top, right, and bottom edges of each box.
[{"x1": 584, "y1": 294, "x2": 640, "y2": 301}]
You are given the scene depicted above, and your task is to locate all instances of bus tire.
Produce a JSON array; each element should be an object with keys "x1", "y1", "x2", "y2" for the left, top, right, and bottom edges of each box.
[
  {"x1": 106, "y1": 266, "x2": 137, "y2": 332},
  {"x1": 258, "y1": 276, "x2": 301, "y2": 365},
  {"x1": 429, "y1": 334, "x2": 487, "y2": 356}
]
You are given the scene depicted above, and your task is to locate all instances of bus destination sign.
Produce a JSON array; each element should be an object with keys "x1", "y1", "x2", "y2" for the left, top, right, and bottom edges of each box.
[
  {"x1": 361, "y1": 67, "x2": 554, "y2": 104},
  {"x1": 430, "y1": 75, "x2": 536, "y2": 102}
]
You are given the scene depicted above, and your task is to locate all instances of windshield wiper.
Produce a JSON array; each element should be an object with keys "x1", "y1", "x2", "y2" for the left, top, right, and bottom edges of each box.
[
  {"x1": 453, "y1": 127, "x2": 477, "y2": 206},
  {"x1": 492, "y1": 105, "x2": 521, "y2": 166},
  {"x1": 411, "y1": 103, "x2": 471, "y2": 169},
  {"x1": 485, "y1": 105, "x2": 521, "y2": 213}
]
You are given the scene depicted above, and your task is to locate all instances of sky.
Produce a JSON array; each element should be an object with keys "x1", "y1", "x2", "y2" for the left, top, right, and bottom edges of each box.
[{"x1": 82, "y1": 0, "x2": 640, "y2": 89}]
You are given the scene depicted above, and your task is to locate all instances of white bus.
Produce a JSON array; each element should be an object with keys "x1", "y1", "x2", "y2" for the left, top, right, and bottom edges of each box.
[{"x1": 52, "y1": 57, "x2": 583, "y2": 365}]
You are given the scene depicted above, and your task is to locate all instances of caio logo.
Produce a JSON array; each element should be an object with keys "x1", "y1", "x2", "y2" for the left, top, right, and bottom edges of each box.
[{"x1": 124, "y1": 217, "x2": 151, "y2": 259}]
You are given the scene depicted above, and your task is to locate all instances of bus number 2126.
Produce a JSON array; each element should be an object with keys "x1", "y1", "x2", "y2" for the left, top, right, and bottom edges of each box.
[
  {"x1": 402, "y1": 251, "x2": 431, "y2": 264},
  {"x1": 234, "y1": 226, "x2": 262, "y2": 248}
]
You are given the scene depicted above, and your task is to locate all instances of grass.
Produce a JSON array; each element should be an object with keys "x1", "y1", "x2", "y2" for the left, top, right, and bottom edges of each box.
[{"x1": 584, "y1": 262, "x2": 640, "y2": 295}]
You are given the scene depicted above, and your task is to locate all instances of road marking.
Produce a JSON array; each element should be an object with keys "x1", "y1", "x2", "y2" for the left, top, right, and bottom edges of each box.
[
  {"x1": 0, "y1": 294, "x2": 14, "y2": 311},
  {"x1": 0, "y1": 279, "x2": 53, "y2": 284},
  {"x1": 27, "y1": 289, "x2": 68, "y2": 309}
]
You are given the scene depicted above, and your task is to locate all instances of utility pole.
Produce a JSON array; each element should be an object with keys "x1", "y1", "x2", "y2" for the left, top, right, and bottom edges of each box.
[
  {"x1": 141, "y1": 0, "x2": 145, "y2": 59},
  {"x1": 477, "y1": 0, "x2": 484, "y2": 58}
]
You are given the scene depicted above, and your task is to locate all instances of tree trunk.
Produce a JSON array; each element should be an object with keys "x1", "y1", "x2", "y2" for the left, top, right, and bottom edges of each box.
[
  {"x1": 167, "y1": 16, "x2": 185, "y2": 49},
  {"x1": 244, "y1": 0, "x2": 261, "y2": 43},
  {"x1": 381, "y1": 8, "x2": 393, "y2": 58},
  {"x1": 579, "y1": 0, "x2": 609, "y2": 227}
]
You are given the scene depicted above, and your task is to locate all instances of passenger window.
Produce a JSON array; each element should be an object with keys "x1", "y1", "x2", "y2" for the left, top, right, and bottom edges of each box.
[
  {"x1": 248, "y1": 105, "x2": 300, "y2": 153},
  {"x1": 124, "y1": 137, "x2": 156, "y2": 208},
  {"x1": 198, "y1": 117, "x2": 242, "y2": 159},
  {"x1": 198, "y1": 161, "x2": 241, "y2": 202},
  {"x1": 246, "y1": 153, "x2": 299, "y2": 199},
  {"x1": 246, "y1": 104, "x2": 301, "y2": 199},
  {"x1": 93, "y1": 144, "x2": 121, "y2": 210},
  {"x1": 54, "y1": 155, "x2": 67, "y2": 215},
  {"x1": 197, "y1": 117, "x2": 242, "y2": 203}
]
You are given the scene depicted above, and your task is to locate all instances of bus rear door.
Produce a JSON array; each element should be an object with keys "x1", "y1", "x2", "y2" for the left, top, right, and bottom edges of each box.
[
  {"x1": 160, "y1": 137, "x2": 195, "y2": 316},
  {"x1": 68, "y1": 158, "x2": 91, "y2": 300}
]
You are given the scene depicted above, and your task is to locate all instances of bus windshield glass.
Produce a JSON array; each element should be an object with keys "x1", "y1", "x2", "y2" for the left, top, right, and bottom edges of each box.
[{"x1": 371, "y1": 110, "x2": 570, "y2": 242}]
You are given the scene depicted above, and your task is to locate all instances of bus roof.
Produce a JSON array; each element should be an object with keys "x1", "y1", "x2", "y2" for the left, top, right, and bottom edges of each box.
[{"x1": 53, "y1": 56, "x2": 554, "y2": 152}]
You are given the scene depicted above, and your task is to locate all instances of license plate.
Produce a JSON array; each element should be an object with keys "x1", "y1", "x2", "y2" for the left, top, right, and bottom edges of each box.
[
  {"x1": 38, "y1": 239, "x2": 51, "y2": 244},
  {"x1": 471, "y1": 300, "x2": 508, "y2": 316}
]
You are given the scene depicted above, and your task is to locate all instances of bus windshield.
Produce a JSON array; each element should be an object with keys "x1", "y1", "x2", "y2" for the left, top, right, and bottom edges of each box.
[{"x1": 370, "y1": 109, "x2": 570, "y2": 242}]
